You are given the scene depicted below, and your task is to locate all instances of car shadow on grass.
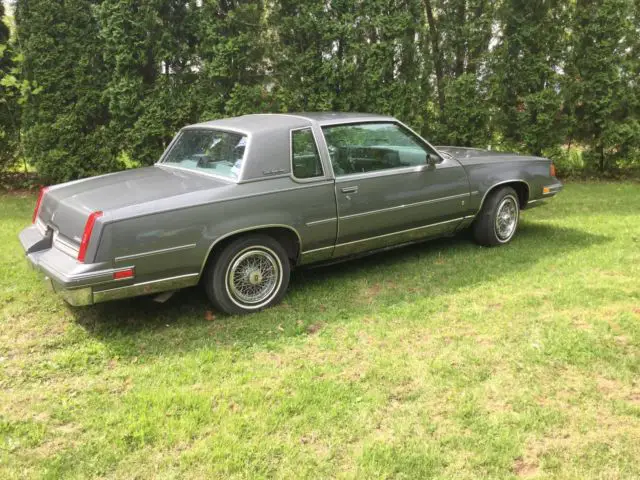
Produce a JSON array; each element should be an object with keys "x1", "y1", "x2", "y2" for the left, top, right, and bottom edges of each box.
[{"x1": 69, "y1": 222, "x2": 609, "y2": 358}]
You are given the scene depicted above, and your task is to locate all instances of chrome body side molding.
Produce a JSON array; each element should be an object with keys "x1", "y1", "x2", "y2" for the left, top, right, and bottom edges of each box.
[
  {"x1": 305, "y1": 218, "x2": 337, "y2": 227},
  {"x1": 339, "y1": 193, "x2": 470, "y2": 221},
  {"x1": 332, "y1": 217, "x2": 464, "y2": 260},
  {"x1": 115, "y1": 243, "x2": 197, "y2": 262}
]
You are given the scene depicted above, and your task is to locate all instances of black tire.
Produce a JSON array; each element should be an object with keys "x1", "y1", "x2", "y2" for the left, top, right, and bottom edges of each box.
[
  {"x1": 204, "y1": 234, "x2": 291, "y2": 315},
  {"x1": 472, "y1": 186, "x2": 520, "y2": 246}
]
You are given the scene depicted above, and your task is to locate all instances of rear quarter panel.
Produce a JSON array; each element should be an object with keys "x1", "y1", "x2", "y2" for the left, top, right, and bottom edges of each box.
[
  {"x1": 96, "y1": 177, "x2": 337, "y2": 284},
  {"x1": 462, "y1": 156, "x2": 552, "y2": 211}
]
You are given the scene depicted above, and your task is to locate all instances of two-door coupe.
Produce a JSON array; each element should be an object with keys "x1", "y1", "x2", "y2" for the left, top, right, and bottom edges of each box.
[{"x1": 19, "y1": 113, "x2": 562, "y2": 314}]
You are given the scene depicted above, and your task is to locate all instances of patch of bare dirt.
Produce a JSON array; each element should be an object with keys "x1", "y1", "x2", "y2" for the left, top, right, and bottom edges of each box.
[
  {"x1": 306, "y1": 322, "x2": 325, "y2": 335},
  {"x1": 571, "y1": 318, "x2": 592, "y2": 331},
  {"x1": 628, "y1": 393, "x2": 640, "y2": 405},
  {"x1": 513, "y1": 457, "x2": 540, "y2": 478},
  {"x1": 362, "y1": 283, "x2": 382, "y2": 301},
  {"x1": 597, "y1": 377, "x2": 622, "y2": 395}
]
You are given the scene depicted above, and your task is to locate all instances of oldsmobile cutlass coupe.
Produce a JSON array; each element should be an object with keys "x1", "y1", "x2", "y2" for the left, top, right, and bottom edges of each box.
[{"x1": 19, "y1": 113, "x2": 562, "y2": 314}]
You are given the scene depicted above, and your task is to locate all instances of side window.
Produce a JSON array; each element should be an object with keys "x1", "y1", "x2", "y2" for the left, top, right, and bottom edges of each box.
[
  {"x1": 291, "y1": 128, "x2": 323, "y2": 179},
  {"x1": 322, "y1": 122, "x2": 436, "y2": 177}
]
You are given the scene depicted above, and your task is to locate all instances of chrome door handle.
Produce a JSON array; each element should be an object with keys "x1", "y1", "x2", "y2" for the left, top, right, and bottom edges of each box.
[{"x1": 341, "y1": 186, "x2": 358, "y2": 194}]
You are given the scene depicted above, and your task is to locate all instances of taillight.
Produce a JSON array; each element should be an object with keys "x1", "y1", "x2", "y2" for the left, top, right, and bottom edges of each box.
[
  {"x1": 77, "y1": 211, "x2": 103, "y2": 263},
  {"x1": 550, "y1": 163, "x2": 557, "y2": 177},
  {"x1": 32, "y1": 187, "x2": 49, "y2": 223}
]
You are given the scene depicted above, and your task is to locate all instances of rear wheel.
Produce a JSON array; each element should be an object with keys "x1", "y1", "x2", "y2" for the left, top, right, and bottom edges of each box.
[
  {"x1": 473, "y1": 187, "x2": 520, "y2": 246},
  {"x1": 204, "y1": 234, "x2": 290, "y2": 315}
]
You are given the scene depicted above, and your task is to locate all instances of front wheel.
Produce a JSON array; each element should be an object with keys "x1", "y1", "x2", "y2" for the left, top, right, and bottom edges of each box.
[
  {"x1": 472, "y1": 187, "x2": 520, "y2": 246},
  {"x1": 204, "y1": 234, "x2": 290, "y2": 315}
]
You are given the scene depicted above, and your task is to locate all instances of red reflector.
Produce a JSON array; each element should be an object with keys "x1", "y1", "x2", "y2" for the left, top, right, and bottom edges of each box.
[
  {"x1": 32, "y1": 187, "x2": 49, "y2": 223},
  {"x1": 77, "y1": 211, "x2": 103, "y2": 263},
  {"x1": 550, "y1": 163, "x2": 557, "y2": 177},
  {"x1": 113, "y1": 268, "x2": 134, "y2": 280}
]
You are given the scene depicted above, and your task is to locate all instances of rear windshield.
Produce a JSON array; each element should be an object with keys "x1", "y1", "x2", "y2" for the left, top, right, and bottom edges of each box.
[{"x1": 161, "y1": 129, "x2": 247, "y2": 180}]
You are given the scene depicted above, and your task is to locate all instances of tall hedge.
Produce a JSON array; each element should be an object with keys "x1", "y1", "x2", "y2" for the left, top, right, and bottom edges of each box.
[
  {"x1": 197, "y1": 0, "x2": 269, "y2": 118},
  {"x1": 491, "y1": 0, "x2": 569, "y2": 156},
  {"x1": 565, "y1": 0, "x2": 640, "y2": 171},
  {"x1": 99, "y1": 0, "x2": 201, "y2": 165},
  {"x1": 16, "y1": 0, "x2": 120, "y2": 181},
  {"x1": 0, "y1": 3, "x2": 18, "y2": 170},
  {"x1": 10, "y1": 0, "x2": 640, "y2": 182}
]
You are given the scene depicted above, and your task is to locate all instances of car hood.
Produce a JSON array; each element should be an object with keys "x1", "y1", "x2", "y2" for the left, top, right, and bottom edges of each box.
[{"x1": 38, "y1": 166, "x2": 229, "y2": 243}]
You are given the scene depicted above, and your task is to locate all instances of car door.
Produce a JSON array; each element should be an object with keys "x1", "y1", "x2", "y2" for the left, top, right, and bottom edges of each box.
[{"x1": 322, "y1": 121, "x2": 470, "y2": 257}]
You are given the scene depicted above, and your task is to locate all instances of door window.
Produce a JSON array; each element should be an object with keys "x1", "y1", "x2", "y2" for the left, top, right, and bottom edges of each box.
[{"x1": 322, "y1": 122, "x2": 437, "y2": 177}]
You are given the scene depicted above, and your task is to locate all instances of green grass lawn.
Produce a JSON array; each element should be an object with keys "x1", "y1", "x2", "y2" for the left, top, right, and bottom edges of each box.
[{"x1": 1, "y1": 183, "x2": 639, "y2": 479}]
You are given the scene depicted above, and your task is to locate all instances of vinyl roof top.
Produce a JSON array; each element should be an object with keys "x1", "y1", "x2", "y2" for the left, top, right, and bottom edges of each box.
[{"x1": 185, "y1": 112, "x2": 396, "y2": 134}]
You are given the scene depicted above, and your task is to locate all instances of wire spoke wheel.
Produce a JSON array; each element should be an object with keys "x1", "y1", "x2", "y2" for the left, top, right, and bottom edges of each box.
[
  {"x1": 494, "y1": 195, "x2": 518, "y2": 241},
  {"x1": 226, "y1": 247, "x2": 282, "y2": 308}
]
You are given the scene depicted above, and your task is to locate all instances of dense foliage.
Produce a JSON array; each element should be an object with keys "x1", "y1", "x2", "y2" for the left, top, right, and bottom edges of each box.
[
  {"x1": 0, "y1": 2, "x2": 19, "y2": 171},
  {"x1": 1, "y1": 0, "x2": 639, "y2": 182}
]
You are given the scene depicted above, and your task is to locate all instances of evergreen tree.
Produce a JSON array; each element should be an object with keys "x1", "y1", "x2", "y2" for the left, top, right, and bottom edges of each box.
[
  {"x1": 99, "y1": 0, "x2": 200, "y2": 165},
  {"x1": 0, "y1": 3, "x2": 19, "y2": 169},
  {"x1": 268, "y1": 0, "x2": 431, "y2": 131},
  {"x1": 347, "y1": 0, "x2": 428, "y2": 126},
  {"x1": 422, "y1": 0, "x2": 495, "y2": 145},
  {"x1": 6, "y1": 0, "x2": 639, "y2": 180},
  {"x1": 196, "y1": 0, "x2": 270, "y2": 118},
  {"x1": 16, "y1": 0, "x2": 119, "y2": 181},
  {"x1": 566, "y1": 0, "x2": 639, "y2": 170},
  {"x1": 491, "y1": 0, "x2": 569, "y2": 156},
  {"x1": 268, "y1": 0, "x2": 338, "y2": 111}
]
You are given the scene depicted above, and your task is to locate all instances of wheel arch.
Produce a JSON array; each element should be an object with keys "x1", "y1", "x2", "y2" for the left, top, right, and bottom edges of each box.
[
  {"x1": 478, "y1": 180, "x2": 530, "y2": 212},
  {"x1": 199, "y1": 225, "x2": 302, "y2": 279}
]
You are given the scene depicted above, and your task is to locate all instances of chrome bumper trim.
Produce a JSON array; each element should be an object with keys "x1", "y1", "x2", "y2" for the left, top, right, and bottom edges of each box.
[
  {"x1": 38, "y1": 273, "x2": 199, "y2": 307},
  {"x1": 59, "y1": 286, "x2": 94, "y2": 306},
  {"x1": 36, "y1": 257, "x2": 134, "y2": 288},
  {"x1": 43, "y1": 276, "x2": 94, "y2": 306},
  {"x1": 92, "y1": 273, "x2": 199, "y2": 304}
]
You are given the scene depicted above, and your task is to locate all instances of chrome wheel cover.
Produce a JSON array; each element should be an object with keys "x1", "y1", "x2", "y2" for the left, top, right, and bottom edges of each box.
[
  {"x1": 226, "y1": 247, "x2": 282, "y2": 309},
  {"x1": 494, "y1": 195, "x2": 518, "y2": 242}
]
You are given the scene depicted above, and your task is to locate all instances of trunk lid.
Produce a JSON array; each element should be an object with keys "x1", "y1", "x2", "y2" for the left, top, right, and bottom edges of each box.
[
  {"x1": 38, "y1": 166, "x2": 227, "y2": 244},
  {"x1": 437, "y1": 146, "x2": 546, "y2": 166}
]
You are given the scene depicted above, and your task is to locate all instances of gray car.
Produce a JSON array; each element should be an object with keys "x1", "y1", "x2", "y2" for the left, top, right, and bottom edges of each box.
[{"x1": 19, "y1": 113, "x2": 563, "y2": 314}]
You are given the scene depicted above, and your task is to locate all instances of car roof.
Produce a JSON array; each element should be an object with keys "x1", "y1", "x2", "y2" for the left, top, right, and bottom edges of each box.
[
  {"x1": 184, "y1": 112, "x2": 396, "y2": 135},
  {"x1": 295, "y1": 112, "x2": 395, "y2": 125},
  {"x1": 180, "y1": 112, "x2": 399, "y2": 183}
]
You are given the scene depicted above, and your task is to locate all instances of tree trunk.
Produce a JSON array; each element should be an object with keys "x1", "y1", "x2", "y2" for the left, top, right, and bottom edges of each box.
[
  {"x1": 423, "y1": 0, "x2": 446, "y2": 114},
  {"x1": 454, "y1": 0, "x2": 467, "y2": 78},
  {"x1": 466, "y1": 0, "x2": 486, "y2": 75}
]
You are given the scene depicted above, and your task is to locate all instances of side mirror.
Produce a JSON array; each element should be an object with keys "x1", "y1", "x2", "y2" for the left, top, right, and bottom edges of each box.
[{"x1": 426, "y1": 153, "x2": 439, "y2": 166}]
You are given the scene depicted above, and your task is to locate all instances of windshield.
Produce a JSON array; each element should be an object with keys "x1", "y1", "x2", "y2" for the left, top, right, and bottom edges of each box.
[{"x1": 161, "y1": 129, "x2": 247, "y2": 180}]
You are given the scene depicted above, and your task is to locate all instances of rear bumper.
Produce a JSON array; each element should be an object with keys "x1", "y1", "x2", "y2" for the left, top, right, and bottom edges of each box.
[
  {"x1": 524, "y1": 181, "x2": 563, "y2": 209},
  {"x1": 543, "y1": 181, "x2": 564, "y2": 197},
  {"x1": 19, "y1": 225, "x2": 198, "y2": 306}
]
